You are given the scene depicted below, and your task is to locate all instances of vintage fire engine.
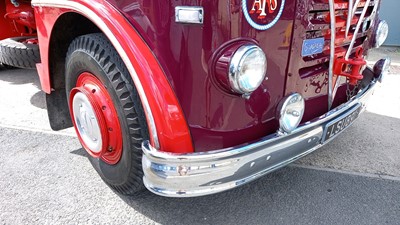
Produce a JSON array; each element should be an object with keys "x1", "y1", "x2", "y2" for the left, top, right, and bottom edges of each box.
[{"x1": 0, "y1": 0, "x2": 391, "y2": 197}]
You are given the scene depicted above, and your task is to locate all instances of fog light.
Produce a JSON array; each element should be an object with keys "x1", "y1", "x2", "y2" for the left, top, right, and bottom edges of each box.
[
  {"x1": 278, "y1": 93, "x2": 305, "y2": 133},
  {"x1": 373, "y1": 57, "x2": 391, "y2": 83},
  {"x1": 374, "y1": 20, "x2": 389, "y2": 48},
  {"x1": 229, "y1": 44, "x2": 267, "y2": 94}
]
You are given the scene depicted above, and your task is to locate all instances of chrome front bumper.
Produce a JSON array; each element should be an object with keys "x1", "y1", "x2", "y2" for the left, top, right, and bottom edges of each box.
[{"x1": 142, "y1": 68, "x2": 384, "y2": 198}]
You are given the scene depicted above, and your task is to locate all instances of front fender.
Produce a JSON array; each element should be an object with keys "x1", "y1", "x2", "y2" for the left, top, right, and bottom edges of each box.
[{"x1": 32, "y1": 0, "x2": 194, "y2": 153}]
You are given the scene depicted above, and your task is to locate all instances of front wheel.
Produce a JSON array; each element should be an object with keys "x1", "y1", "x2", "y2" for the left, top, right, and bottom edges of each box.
[{"x1": 65, "y1": 33, "x2": 149, "y2": 195}]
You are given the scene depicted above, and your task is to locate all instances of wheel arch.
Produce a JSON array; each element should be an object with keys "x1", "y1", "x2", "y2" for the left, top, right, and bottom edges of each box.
[
  {"x1": 43, "y1": 12, "x2": 101, "y2": 131},
  {"x1": 49, "y1": 12, "x2": 101, "y2": 91},
  {"x1": 32, "y1": 0, "x2": 194, "y2": 153}
]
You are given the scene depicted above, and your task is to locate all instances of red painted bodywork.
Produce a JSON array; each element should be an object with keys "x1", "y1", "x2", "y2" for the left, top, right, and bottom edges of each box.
[
  {"x1": 4, "y1": 1, "x2": 36, "y2": 34},
  {"x1": 33, "y1": 1, "x2": 194, "y2": 153},
  {"x1": 0, "y1": 0, "x2": 35, "y2": 39},
  {"x1": 29, "y1": 0, "x2": 379, "y2": 153}
]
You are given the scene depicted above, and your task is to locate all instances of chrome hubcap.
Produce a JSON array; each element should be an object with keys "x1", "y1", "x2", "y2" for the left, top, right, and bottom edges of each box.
[
  {"x1": 69, "y1": 72, "x2": 123, "y2": 165},
  {"x1": 72, "y1": 92, "x2": 102, "y2": 153}
]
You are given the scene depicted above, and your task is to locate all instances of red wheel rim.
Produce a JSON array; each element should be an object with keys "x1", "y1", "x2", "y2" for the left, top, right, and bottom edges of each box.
[{"x1": 69, "y1": 72, "x2": 123, "y2": 165}]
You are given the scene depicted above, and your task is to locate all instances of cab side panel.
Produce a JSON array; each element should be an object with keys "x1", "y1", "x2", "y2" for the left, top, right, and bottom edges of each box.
[{"x1": 113, "y1": 0, "x2": 296, "y2": 151}]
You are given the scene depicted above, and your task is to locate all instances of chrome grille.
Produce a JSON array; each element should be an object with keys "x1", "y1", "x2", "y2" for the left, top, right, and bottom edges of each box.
[
  {"x1": 285, "y1": 0, "x2": 379, "y2": 122},
  {"x1": 304, "y1": 0, "x2": 377, "y2": 108}
]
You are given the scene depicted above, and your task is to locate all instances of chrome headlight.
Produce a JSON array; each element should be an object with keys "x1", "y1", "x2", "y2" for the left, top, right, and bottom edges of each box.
[
  {"x1": 278, "y1": 93, "x2": 305, "y2": 133},
  {"x1": 374, "y1": 20, "x2": 389, "y2": 48},
  {"x1": 229, "y1": 44, "x2": 267, "y2": 94}
]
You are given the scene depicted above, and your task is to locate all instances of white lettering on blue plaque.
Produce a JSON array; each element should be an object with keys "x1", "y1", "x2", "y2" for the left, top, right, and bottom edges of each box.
[{"x1": 302, "y1": 38, "x2": 325, "y2": 57}]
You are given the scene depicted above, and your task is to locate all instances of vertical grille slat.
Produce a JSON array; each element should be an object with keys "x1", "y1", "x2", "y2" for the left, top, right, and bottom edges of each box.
[
  {"x1": 345, "y1": 0, "x2": 371, "y2": 60},
  {"x1": 328, "y1": 0, "x2": 336, "y2": 110}
]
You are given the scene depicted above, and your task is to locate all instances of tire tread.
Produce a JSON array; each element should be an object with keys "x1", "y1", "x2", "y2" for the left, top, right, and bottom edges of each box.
[
  {"x1": 0, "y1": 37, "x2": 40, "y2": 69},
  {"x1": 66, "y1": 33, "x2": 149, "y2": 196}
]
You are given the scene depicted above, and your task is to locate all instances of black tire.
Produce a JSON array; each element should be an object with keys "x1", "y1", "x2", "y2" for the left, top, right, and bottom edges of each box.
[
  {"x1": 65, "y1": 33, "x2": 149, "y2": 195},
  {"x1": 0, "y1": 63, "x2": 15, "y2": 70},
  {"x1": 0, "y1": 37, "x2": 40, "y2": 69}
]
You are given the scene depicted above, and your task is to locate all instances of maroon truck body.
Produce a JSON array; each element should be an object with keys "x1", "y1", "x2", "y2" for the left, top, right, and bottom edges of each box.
[
  {"x1": 115, "y1": 1, "x2": 291, "y2": 151},
  {"x1": 111, "y1": 0, "x2": 382, "y2": 152},
  {"x1": 0, "y1": 0, "x2": 390, "y2": 197}
]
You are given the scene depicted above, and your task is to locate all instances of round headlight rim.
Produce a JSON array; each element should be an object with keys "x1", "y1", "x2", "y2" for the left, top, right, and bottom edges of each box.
[
  {"x1": 278, "y1": 93, "x2": 305, "y2": 134},
  {"x1": 374, "y1": 20, "x2": 389, "y2": 48},
  {"x1": 228, "y1": 44, "x2": 267, "y2": 94}
]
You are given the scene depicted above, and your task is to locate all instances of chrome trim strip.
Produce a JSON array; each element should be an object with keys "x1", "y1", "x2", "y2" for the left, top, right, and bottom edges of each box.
[
  {"x1": 345, "y1": 0, "x2": 371, "y2": 60},
  {"x1": 346, "y1": 0, "x2": 354, "y2": 38},
  {"x1": 31, "y1": 0, "x2": 160, "y2": 149},
  {"x1": 142, "y1": 67, "x2": 382, "y2": 197},
  {"x1": 345, "y1": 0, "x2": 362, "y2": 37},
  {"x1": 328, "y1": 0, "x2": 336, "y2": 110},
  {"x1": 143, "y1": 127, "x2": 324, "y2": 197},
  {"x1": 352, "y1": 0, "x2": 362, "y2": 17},
  {"x1": 369, "y1": 0, "x2": 380, "y2": 26},
  {"x1": 175, "y1": 6, "x2": 204, "y2": 24}
]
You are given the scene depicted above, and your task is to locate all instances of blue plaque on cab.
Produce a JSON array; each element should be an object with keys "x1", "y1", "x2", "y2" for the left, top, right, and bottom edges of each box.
[{"x1": 302, "y1": 38, "x2": 325, "y2": 57}]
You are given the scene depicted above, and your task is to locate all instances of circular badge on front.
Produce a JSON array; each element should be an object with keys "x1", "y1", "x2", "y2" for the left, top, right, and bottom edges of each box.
[{"x1": 242, "y1": 0, "x2": 285, "y2": 30}]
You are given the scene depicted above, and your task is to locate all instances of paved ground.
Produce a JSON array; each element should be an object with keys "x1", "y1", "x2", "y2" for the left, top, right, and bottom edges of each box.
[{"x1": 0, "y1": 47, "x2": 399, "y2": 224}]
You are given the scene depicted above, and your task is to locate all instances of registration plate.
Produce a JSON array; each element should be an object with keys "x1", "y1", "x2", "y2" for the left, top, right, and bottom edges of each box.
[{"x1": 322, "y1": 105, "x2": 362, "y2": 143}]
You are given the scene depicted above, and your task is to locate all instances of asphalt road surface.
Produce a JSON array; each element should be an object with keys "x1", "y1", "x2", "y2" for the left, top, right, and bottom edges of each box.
[{"x1": 0, "y1": 48, "x2": 400, "y2": 224}]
